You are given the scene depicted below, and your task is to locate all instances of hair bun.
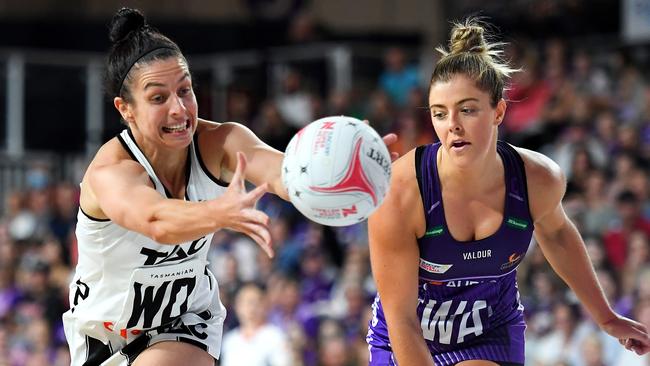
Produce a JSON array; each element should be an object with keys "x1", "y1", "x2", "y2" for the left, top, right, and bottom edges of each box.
[
  {"x1": 449, "y1": 24, "x2": 487, "y2": 54},
  {"x1": 109, "y1": 7, "x2": 146, "y2": 44}
]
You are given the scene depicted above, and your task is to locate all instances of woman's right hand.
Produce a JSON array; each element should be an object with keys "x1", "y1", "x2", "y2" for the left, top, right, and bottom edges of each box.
[
  {"x1": 600, "y1": 314, "x2": 650, "y2": 355},
  {"x1": 218, "y1": 152, "x2": 273, "y2": 257}
]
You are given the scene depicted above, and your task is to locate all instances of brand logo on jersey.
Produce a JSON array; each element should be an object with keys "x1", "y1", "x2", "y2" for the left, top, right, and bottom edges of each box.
[
  {"x1": 126, "y1": 276, "x2": 197, "y2": 329},
  {"x1": 103, "y1": 317, "x2": 208, "y2": 340},
  {"x1": 500, "y1": 252, "x2": 523, "y2": 270},
  {"x1": 70, "y1": 279, "x2": 90, "y2": 313},
  {"x1": 462, "y1": 249, "x2": 492, "y2": 260},
  {"x1": 419, "y1": 258, "x2": 453, "y2": 274},
  {"x1": 423, "y1": 225, "x2": 444, "y2": 237},
  {"x1": 421, "y1": 299, "x2": 488, "y2": 344},
  {"x1": 150, "y1": 268, "x2": 194, "y2": 279},
  {"x1": 423, "y1": 279, "x2": 495, "y2": 287},
  {"x1": 73, "y1": 279, "x2": 89, "y2": 306},
  {"x1": 506, "y1": 217, "x2": 529, "y2": 230},
  {"x1": 446, "y1": 280, "x2": 480, "y2": 287},
  {"x1": 140, "y1": 236, "x2": 207, "y2": 265}
]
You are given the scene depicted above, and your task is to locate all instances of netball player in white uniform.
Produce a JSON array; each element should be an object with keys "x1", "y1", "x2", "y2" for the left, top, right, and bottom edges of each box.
[{"x1": 63, "y1": 7, "x2": 288, "y2": 366}]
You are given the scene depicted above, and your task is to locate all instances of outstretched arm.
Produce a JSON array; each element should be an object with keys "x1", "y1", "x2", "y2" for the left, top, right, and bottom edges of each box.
[
  {"x1": 521, "y1": 148, "x2": 650, "y2": 355},
  {"x1": 85, "y1": 145, "x2": 272, "y2": 255},
  {"x1": 210, "y1": 120, "x2": 399, "y2": 202},
  {"x1": 213, "y1": 121, "x2": 290, "y2": 200}
]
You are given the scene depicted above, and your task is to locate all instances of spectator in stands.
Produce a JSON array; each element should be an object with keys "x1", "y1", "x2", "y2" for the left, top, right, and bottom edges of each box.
[
  {"x1": 276, "y1": 69, "x2": 315, "y2": 128},
  {"x1": 593, "y1": 109, "x2": 621, "y2": 157},
  {"x1": 622, "y1": 231, "x2": 650, "y2": 298},
  {"x1": 603, "y1": 190, "x2": 650, "y2": 269},
  {"x1": 48, "y1": 183, "x2": 78, "y2": 265},
  {"x1": 318, "y1": 317, "x2": 363, "y2": 366},
  {"x1": 378, "y1": 47, "x2": 420, "y2": 107},
  {"x1": 580, "y1": 331, "x2": 608, "y2": 366},
  {"x1": 571, "y1": 49, "x2": 611, "y2": 108},
  {"x1": 502, "y1": 44, "x2": 551, "y2": 139},
  {"x1": 530, "y1": 301, "x2": 588, "y2": 365},
  {"x1": 252, "y1": 101, "x2": 297, "y2": 151},
  {"x1": 365, "y1": 90, "x2": 395, "y2": 136},
  {"x1": 221, "y1": 283, "x2": 291, "y2": 366},
  {"x1": 388, "y1": 111, "x2": 435, "y2": 157},
  {"x1": 287, "y1": 11, "x2": 322, "y2": 44},
  {"x1": 582, "y1": 170, "x2": 617, "y2": 237},
  {"x1": 614, "y1": 65, "x2": 646, "y2": 124}
]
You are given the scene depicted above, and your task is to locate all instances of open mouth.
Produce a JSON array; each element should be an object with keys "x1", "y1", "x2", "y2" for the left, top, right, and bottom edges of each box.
[
  {"x1": 451, "y1": 141, "x2": 469, "y2": 148},
  {"x1": 162, "y1": 120, "x2": 190, "y2": 133}
]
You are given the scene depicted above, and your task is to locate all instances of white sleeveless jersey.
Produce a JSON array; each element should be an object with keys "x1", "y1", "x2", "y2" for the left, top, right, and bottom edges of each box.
[{"x1": 63, "y1": 129, "x2": 229, "y2": 365}]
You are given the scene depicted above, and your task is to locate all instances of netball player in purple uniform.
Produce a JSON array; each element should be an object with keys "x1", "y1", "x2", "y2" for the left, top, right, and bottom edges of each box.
[{"x1": 366, "y1": 19, "x2": 650, "y2": 366}]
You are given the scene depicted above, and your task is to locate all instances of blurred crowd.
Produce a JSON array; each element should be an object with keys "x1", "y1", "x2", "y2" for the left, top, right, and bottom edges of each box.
[{"x1": 2, "y1": 35, "x2": 650, "y2": 366}]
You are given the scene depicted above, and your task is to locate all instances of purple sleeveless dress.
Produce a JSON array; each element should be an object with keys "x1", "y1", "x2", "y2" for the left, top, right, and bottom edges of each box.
[{"x1": 367, "y1": 141, "x2": 533, "y2": 365}]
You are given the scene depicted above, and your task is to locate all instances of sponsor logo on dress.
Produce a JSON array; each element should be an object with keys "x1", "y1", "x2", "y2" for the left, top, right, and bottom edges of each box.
[
  {"x1": 150, "y1": 268, "x2": 194, "y2": 279},
  {"x1": 500, "y1": 252, "x2": 523, "y2": 270},
  {"x1": 423, "y1": 225, "x2": 444, "y2": 237},
  {"x1": 421, "y1": 299, "x2": 488, "y2": 344},
  {"x1": 419, "y1": 258, "x2": 453, "y2": 274},
  {"x1": 506, "y1": 217, "x2": 529, "y2": 230},
  {"x1": 140, "y1": 236, "x2": 207, "y2": 265},
  {"x1": 462, "y1": 250, "x2": 492, "y2": 260}
]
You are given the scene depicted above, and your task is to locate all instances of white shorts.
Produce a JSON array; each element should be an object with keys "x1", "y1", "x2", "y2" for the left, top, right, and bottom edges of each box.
[{"x1": 64, "y1": 308, "x2": 224, "y2": 366}]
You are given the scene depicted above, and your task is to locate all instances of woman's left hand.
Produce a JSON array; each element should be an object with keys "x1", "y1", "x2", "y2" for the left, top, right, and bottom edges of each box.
[
  {"x1": 600, "y1": 314, "x2": 650, "y2": 355},
  {"x1": 382, "y1": 133, "x2": 399, "y2": 161},
  {"x1": 362, "y1": 119, "x2": 399, "y2": 162}
]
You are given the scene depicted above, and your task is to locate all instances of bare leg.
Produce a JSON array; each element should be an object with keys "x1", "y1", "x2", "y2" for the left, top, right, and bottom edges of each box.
[
  {"x1": 456, "y1": 361, "x2": 500, "y2": 366},
  {"x1": 133, "y1": 341, "x2": 214, "y2": 366}
]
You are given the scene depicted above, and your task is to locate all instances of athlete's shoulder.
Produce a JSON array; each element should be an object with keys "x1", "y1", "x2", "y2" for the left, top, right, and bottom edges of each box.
[
  {"x1": 511, "y1": 145, "x2": 566, "y2": 220},
  {"x1": 511, "y1": 145, "x2": 564, "y2": 187},
  {"x1": 392, "y1": 146, "x2": 419, "y2": 182},
  {"x1": 85, "y1": 135, "x2": 154, "y2": 191},
  {"x1": 81, "y1": 135, "x2": 150, "y2": 220},
  {"x1": 88, "y1": 136, "x2": 136, "y2": 171},
  {"x1": 369, "y1": 146, "x2": 425, "y2": 239},
  {"x1": 382, "y1": 147, "x2": 424, "y2": 212},
  {"x1": 195, "y1": 119, "x2": 259, "y2": 150},
  {"x1": 195, "y1": 118, "x2": 248, "y2": 138}
]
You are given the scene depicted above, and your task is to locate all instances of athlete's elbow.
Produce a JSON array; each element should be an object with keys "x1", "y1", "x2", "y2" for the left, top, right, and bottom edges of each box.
[
  {"x1": 148, "y1": 224, "x2": 166, "y2": 243},
  {"x1": 148, "y1": 225, "x2": 179, "y2": 244},
  {"x1": 145, "y1": 219, "x2": 180, "y2": 244}
]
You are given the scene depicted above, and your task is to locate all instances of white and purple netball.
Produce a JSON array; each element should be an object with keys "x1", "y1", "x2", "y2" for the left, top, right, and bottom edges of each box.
[{"x1": 281, "y1": 116, "x2": 391, "y2": 226}]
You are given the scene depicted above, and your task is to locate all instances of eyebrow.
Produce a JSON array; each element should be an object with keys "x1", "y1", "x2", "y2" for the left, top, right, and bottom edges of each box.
[
  {"x1": 143, "y1": 72, "x2": 190, "y2": 91},
  {"x1": 429, "y1": 98, "x2": 480, "y2": 109}
]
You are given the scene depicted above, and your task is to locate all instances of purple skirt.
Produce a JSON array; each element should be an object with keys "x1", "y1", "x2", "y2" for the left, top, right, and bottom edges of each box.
[{"x1": 367, "y1": 319, "x2": 526, "y2": 366}]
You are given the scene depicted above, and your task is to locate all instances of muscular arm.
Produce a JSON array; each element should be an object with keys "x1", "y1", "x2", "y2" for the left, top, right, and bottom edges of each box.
[
  {"x1": 368, "y1": 150, "x2": 435, "y2": 366},
  {"x1": 203, "y1": 120, "x2": 289, "y2": 201},
  {"x1": 202, "y1": 119, "x2": 398, "y2": 202},
  {"x1": 88, "y1": 161, "x2": 215, "y2": 243},
  {"x1": 83, "y1": 141, "x2": 270, "y2": 250},
  {"x1": 522, "y1": 148, "x2": 616, "y2": 323},
  {"x1": 521, "y1": 147, "x2": 649, "y2": 354}
]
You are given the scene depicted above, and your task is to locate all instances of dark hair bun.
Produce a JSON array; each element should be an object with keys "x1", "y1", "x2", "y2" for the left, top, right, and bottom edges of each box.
[{"x1": 109, "y1": 7, "x2": 146, "y2": 44}]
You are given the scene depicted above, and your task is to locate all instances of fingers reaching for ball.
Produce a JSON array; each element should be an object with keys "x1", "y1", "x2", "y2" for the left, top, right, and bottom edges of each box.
[
  {"x1": 363, "y1": 119, "x2": 399, "y2": 162},
  {"x1": 221, "y1": 152, "x2": 274, "y2": 257}
]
